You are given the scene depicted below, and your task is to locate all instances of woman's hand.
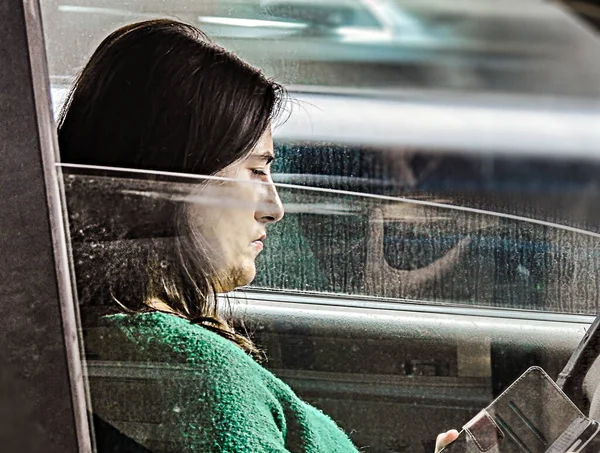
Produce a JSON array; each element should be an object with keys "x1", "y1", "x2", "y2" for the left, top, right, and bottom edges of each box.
[{"x1": 435, "y1": 429, "x2": 459, "y2": 453}]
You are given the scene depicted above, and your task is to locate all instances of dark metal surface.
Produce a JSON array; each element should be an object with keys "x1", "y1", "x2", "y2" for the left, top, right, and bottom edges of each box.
[{"x1": 0, "y1": 0, "x2": 88, "y2": 451}]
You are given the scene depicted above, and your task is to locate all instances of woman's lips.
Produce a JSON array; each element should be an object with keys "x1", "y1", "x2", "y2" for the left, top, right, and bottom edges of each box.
[{"x1": 252, "y1": 233, "x2": 266, "y2": 252}]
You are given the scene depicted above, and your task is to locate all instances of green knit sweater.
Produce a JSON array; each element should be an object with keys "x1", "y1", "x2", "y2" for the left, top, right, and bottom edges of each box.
[{"x1": 85, "y1": 311, "x2": 360, "y2": 453}]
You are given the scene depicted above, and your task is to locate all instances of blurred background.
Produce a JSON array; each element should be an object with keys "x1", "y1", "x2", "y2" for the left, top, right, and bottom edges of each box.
[{"x1": 44, "y1": 0, "x2": 600, "y2": 97}]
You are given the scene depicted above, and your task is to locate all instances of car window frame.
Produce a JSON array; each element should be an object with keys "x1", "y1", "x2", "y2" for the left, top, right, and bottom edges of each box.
[{"x1": 0, "y1": 0, "x2": 92, "y2": 451}]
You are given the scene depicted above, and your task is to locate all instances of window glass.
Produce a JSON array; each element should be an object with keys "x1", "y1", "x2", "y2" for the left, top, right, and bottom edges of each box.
[
  {"x1": 62, "y1": 166, "x2": 600, "y2": 315},
  {"x1": 43, "y1": 0, "x2": 600, "y2": 317},
  {"x1": 55, "y1": 158, "x2": 598, "y2": 452},
  {"x1": 57, "y1": 164, "x2": 597, "y2": 451},
  {"x1": 39, "y1": 2, "x2": 600, "y2": 451},
  {"x1": 45, "y1": 0, "x2": 600, "y2": 95}
]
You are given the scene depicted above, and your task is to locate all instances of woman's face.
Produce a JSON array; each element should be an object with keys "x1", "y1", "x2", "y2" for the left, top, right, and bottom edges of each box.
[{"x1": 187, "y1": 129, "x2": 284, "y2": 292}]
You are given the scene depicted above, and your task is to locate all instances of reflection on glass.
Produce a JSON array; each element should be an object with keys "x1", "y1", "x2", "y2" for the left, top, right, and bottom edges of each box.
[
  {"x1": 43, "y1": 0, "x2": 600, "y2": 97},
  {"x1": 62, "y1": 165, "x2": 600, "y2": 315},
  {"x1": 38, "y1": 3, "x2": 600, "y2": 452}
]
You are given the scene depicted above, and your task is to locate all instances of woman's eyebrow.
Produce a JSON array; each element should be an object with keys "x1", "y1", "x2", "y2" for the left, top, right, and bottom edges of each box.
[{"x1": 252, "y1": 152, "x2": 275, "y2": 163}]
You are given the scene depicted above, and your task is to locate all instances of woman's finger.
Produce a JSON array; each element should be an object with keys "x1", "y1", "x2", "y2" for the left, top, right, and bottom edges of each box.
[{"x1": 435, "y1": 429, "x2": 459, "y2": 452}]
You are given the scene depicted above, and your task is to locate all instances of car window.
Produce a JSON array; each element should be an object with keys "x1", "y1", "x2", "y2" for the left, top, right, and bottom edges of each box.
[
  {"x1": 43, "y1": 0, "x2": 600, "y2": 318},
  {"x1": 55, "y1": 163, "x2": 598, "y2": 451},
  {"x1": 61, "y1": 165, "x2": 600, "y2": 315},
  {"x1": 36, "y1": 1, "x2": 600, "y2": 451},
  {"x1": 44, "y1": 0, "x2": 600, "y2": 95}
]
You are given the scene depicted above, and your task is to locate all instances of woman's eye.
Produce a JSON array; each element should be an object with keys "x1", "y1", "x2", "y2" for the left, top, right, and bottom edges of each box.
[{"x1": 251, "y1": 169, "x2": 267, "y2": 176}]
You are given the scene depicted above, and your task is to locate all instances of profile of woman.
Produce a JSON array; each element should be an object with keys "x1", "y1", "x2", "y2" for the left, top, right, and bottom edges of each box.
[{"x1": 58, "y1": 18, "x2": 457, "y2": 453}]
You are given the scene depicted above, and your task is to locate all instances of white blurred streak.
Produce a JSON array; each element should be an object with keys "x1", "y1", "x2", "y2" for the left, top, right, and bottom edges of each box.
[
  {"x1": 281, "y1": 203, "x2": 359, "y2": 215},
  {"x1": 197, "y1": 16, "x2": 306, "y2": 29},
  {"x1": 57, "y1": 4, "x2": 159, "y2": 18},
  {"x1": 336, "y1": 27, "x2": 392, "y2": 43},
  {"x1": 275, "y1": 91, "x2": 600, "y2": 158},
  {"x1": 122, "y1": 189, "x2": 261, "y2": 211}
]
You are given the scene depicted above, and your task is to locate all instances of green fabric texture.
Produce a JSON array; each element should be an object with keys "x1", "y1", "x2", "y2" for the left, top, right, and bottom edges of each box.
[{"x1": 85, "y1": 311, "x2": 360, "y2": 453}]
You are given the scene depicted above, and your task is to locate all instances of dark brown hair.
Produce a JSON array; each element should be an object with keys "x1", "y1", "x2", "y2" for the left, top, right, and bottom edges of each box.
[{"x1": 59, "y1": 19, "x2": 286, "y2": 356}]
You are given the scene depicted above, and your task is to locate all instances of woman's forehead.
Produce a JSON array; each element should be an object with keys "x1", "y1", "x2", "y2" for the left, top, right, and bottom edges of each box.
[{"x1": 248, "y1": 129, "x2": 274, "y2": 159}]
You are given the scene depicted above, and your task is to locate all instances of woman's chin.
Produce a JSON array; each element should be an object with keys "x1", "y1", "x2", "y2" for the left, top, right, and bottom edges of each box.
[
  {"x1": 236, "y1": 266, "x2": 257, "y2": 289},
  {"x1": 214, "y1": 263, "x2": 256, "y2": 293}
]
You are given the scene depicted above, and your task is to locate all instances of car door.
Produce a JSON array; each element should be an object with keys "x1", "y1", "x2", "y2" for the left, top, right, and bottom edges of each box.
[
  {"x1": 3, "y1": 0, "x2": 600, "y2": 452},
  {"x1": 0, "y1": 1, "x2": 91, "y2": 451}
]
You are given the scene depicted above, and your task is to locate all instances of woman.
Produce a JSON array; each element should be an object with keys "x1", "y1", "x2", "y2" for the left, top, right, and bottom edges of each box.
[{"x1": 59, "y1": 18, "x2": 458, "y2": 452}]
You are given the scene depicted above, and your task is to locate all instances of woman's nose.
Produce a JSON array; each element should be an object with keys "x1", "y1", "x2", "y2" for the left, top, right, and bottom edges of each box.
[{"x1": 256, "y1": 182, "x2": 284, "y2": 224}]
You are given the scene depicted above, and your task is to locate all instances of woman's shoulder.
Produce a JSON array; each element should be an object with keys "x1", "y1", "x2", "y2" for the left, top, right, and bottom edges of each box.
[
  {"x1": 85, "y1": 312, "x2": 294, "y2": 451},
  {"x1": 86, "y1": 311, "x2": 257, "y2": 371},
  {"x1": 84, "y1": 311, "x2": 361, "y2": 453}
]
